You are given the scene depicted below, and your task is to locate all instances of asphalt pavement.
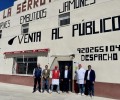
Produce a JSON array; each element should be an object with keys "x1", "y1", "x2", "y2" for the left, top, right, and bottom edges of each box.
[{"x1": 0, "y1": 82, "x2": 116, "y2": 100}]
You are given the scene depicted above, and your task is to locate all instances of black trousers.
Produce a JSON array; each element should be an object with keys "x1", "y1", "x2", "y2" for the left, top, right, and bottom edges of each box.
[
  {"x1": 33, "y1": 77, "x2": 41, "y2": 91},
  {"x1": 62, "y1": 78, "x2": 69, "y2": 92},
  {"x1": 85, "y1": 80, "x2": 94, "y2": 96}
]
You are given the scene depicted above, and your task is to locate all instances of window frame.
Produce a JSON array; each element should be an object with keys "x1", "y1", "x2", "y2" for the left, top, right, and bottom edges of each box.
[
  {"x1": 21, "y1": 23, "x2": 29, "y2": 34},
  {"x1": 0, "y1": 30, "x2": 2, "y2": 39},
  {"x1": 14, "y1": 57, "x2": 37, "y2": 75},
  {"x1": 59, "y1": 12, "x2": 70, "y2": 26}
]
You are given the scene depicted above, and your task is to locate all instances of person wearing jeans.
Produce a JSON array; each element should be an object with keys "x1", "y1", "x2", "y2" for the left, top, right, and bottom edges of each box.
[
  {"x1": 42, "y1": 65, "x2": 50, "y2": 93},
  {"x1": 76, "y1": 64, "x2": 86, "y2": 95}
]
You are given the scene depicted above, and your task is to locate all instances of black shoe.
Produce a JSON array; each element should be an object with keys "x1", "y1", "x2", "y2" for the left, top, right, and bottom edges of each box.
[
  {"x1": 32, "y1": 91, "x2": 35, "y2": 93},
  {"x1": 47, "y1": 90, "x2": 50, "y2": 93},
  {"x1": 66, "y1": 91, "x2": 69, "y2": 93}
]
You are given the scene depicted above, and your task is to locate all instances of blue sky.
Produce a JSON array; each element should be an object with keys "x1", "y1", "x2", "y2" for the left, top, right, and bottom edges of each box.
[{"x1": 0, "y1": 0, "x2": 15, "y2": 11}]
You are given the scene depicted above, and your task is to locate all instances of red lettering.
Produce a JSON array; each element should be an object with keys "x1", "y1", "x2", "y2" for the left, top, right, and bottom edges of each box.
[
  {"x1": 40, "y1": 0, "x2": 45, "y2": 6},
  {"x1": 22, "y1": 2, "x2": 26, "y2": 12},
  {"x1": 3, "y1": 8, "x2": 11, "y2": 19},
  {"x1": 8, "y1": 8, "x2": 11, "y2": 17},
  {"x1": 16, "y1": 0, "x2": 52, "y2": 14},
  {"x1": 27, "y1": 0, "x2": 32, "y2": 10},
  {"x1": 34, "y1": 0, "x2": 39, "y2": 8},
  {"x1": 17, "y1": 4, "x2": 21, "y2": 14},
  {"x1": 3, "y1": 10, "x2": 6, "y2": 19}
]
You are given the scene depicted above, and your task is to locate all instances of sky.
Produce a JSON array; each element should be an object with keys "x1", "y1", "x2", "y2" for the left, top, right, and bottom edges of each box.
[{"x1": 0, "y1": 0, "x2": 15, "y2": 11}]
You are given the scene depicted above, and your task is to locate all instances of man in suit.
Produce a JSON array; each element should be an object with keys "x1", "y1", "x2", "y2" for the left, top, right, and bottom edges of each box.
[
  {"x1": 84, "y1": 65, "x2": 96, "y2": 97},
  {"x1": 61, "y1": 65, "x2": 71, "y2": 93},
  {"x1": 42, "y1": 65, "x2": 50, "y2": 93},
  {"x1": 33, "y1": 63, "x2": 42, "y2": 93}
]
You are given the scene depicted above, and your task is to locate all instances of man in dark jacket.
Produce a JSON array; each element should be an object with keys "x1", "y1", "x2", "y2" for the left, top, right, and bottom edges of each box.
[
  {"x1": 61, "y1": 65, "x2": 71, "y2": 93},
  {"x1": 33, "y1": 63, "x2": 42, "y2": 93},
  {"x1": 84, "y1": 65, "x2": 96, "y2": 97},
  {"x1": 42, "y1": 65, "x2": 50, "y2": 93}
]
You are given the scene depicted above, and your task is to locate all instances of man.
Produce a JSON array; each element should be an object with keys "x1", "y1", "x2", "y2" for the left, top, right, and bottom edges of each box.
[
  {"x1": 84, "y1": 65, "x2": 96, "y2": 97},
  {"x1": 76, "y1": 64, "x2": 86, "y2": 95},
  {"x1": 42, "y1": 65, "x2": 50, "y2": 93},
  {"x1": 61, "y1": 65, "x2": 71, "y2": 93},
  {"x1": 51, "y1": 66, "x2": 60, "y2": 94},
  {"x1": 33, "y1": 63, "x2": 42, "y2": 93}
]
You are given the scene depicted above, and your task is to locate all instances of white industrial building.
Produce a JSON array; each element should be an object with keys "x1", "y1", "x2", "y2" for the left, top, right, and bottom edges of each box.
[{"x1": 0, "y1": 0, "x2": 120, "y2": 99}]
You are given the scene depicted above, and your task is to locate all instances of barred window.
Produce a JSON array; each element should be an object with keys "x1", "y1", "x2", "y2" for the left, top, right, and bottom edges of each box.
[
  {"x1": 15, "y1": 57, "x2": 37, "y2": 75},
  {"x1": 59, "y1": 12, "x2": 70, "y2": 26},
  {"x1": 0, "y1": 30, "x2": 2, "y2": 39},
  {"x1": 21, "y1": 23, "x2": 29, "y2": 34}
]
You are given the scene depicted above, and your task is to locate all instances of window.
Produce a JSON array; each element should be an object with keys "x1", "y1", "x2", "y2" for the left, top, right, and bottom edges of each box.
[
  {"x1": 59, "y1": 12, "x2": 70, "y2": 26},
  {"x1": 21, "y1": 23, "x2": 29, "y2": 34},
  {"x1": 15, "y1": 57, "x2": 37, "y2": 75},
  {"x1": 0, "y1": 30, "x2": 2, "y2": 39}
]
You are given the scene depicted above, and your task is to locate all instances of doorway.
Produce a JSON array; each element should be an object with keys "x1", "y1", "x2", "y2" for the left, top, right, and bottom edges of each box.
[{"x1": 58, "y1": 61, "x2": 73, "y2": 91}]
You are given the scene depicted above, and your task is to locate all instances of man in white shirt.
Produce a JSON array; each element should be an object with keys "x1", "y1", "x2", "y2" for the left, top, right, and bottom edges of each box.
[
  {"x1": 76, "y1": 64, "x2": 86, "y2": 95},
  {"x1": 61, "y1": 65, "x2": 71, "y2": 93}
]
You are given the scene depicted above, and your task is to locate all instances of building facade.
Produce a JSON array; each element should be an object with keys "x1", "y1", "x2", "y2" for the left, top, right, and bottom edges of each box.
[{"x1": 0, "y1": 0, "x2": 120, "y2": 99}]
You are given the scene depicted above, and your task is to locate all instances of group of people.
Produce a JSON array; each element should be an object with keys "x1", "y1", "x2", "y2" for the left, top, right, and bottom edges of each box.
[
  {"x1": 32, "y1": 63, "x2": 96, "y2": 97},
  {"x1": 76, "y1": 64, "x2": 96, "y2": 97}
]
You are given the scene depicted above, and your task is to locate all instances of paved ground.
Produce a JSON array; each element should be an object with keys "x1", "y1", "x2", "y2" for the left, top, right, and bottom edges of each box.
[{"x1": 0, "y1": 82, "x2": 116, "y2": 100}]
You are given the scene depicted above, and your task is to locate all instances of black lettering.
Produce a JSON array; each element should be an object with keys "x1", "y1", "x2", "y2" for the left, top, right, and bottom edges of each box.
[
  {"x1": 115, "y1": 45, "x2": 120, "y2": 51},
  {"x1": 90, "y1": 54, "x2": 93, "y2": 61},
  {"x1": 90, "y1": 47, "x2": 94, "y2": 53},
  {"x1": 82, "y1": 23, "x2": 85, "y2": 35},
  {"x1": 100, "y1": 19, "x2": 103, "y2": 33},
  {"x1": 36, "y1": 31, "x2": 41, "y2": 42},
  {"x1": 72, "y1": 24, "x2": 78, "y2": 37},
  {"x1": 103, "y1": 54, "x2": 107, "y2": 60},
  {"x1": 94, "y1": 54, "x2": 98, "y2": 61},
  {"x1": 93, "y1": 21, "x2": 99, "y2": 34},
  {"x1": 94, "y1": 47, "x2": 99, "y2": 52},
  {"x1": 18, "y1": 35, "x2": 24, "y2": 44},
  {"x1": 85, "y1": 55, "x2": 89, "y2": 61},
  {"x1": 77, "y1": 48, "x2": 81, "y2": 53},
  {"x1": 52, "y1": 28, "x2": 63, "y2": 40},
  {"x1": 99, "y1": 46, "x2": 104, "y2": 52},
  {"x1": 86, "y1": 47, "x2": 89, "y2": 53},
  {"x1": 81, "y1": 55, "x2": 85, "y2": 61},
  {"x1": 105, "y1": 46, "x2": 108, "y2": 52},
  {"x1": 113, "y1": 53, "x2": 118, "y2": 60},
  {"x1": 85, "y1": 21, "x2": 92, "y2": 35},
  {"x1": 112, "y1": 16, "x2": 120, "y2": 31},
  {"x1": 103, "y1": 17, "x2": 112, "y2": 32},
  {"x1": 98, "y1": 54, "x2": 102, "y2": 61},
  {"x1": 28, "y1": 33, "x2": 33, "y2": 42},
  {"x1": 110, "y1": 45, "x2": 115, "y2": 52},
  {"x1": 108, "y1": 53, "x2": 113, "y2": 60},
  {"x1": 24, "y1": 34, "x2": 28, "y2": 43}
]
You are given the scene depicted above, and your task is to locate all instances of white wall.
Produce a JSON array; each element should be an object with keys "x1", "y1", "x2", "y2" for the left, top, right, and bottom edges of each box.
[{"x1": 0, "y1": 0, "x2": 120, "y2": 83}]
